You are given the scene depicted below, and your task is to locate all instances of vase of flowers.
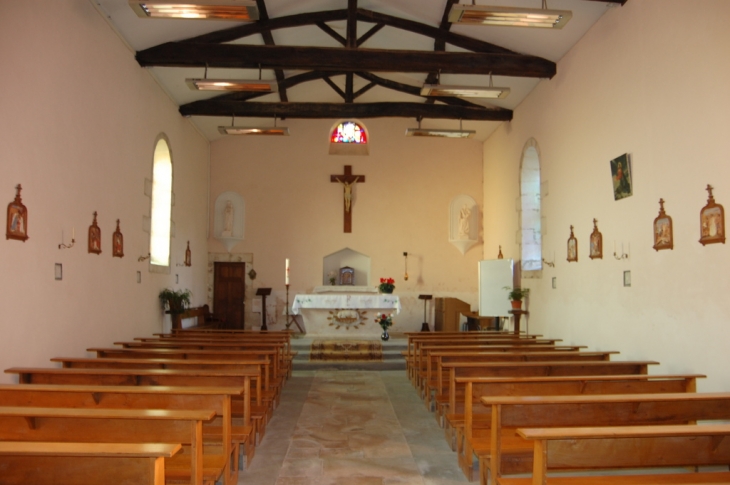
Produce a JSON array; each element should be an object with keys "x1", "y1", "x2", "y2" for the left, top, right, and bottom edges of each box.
[
  {"x1": 328, "y1": 270, "x2": 337, "y2": 286},
  {"x1": 375, "y1": 313, "x2": 393, "y2": 341},
  {"x1": 378, "y1": 277, "x2": 395, "y2": 294}
]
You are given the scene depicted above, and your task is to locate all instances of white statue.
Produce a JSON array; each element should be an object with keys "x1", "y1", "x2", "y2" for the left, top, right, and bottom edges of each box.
[
  {"x1": 458, "y1": 204, "x2": 471, "y2": 239},
  {"x1": 222, "y1": 200, "x2": 234, "y2": 237},
  {"x1": 336, "y1": 176, "x2": 359, "y2": 212}
]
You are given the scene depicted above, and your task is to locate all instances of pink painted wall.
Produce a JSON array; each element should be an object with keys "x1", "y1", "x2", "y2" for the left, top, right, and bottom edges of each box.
[
  {"x1": 0, "y1": 1, "x2": 210, "y2": 382},
  {"x1": 209, "y1": 118, "x2": 484, "y2": 332}
]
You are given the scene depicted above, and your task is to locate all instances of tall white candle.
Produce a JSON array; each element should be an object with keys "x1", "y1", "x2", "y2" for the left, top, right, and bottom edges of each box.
[{"x1": 285, "y1": 258, "x2": 290, "y2": 285}]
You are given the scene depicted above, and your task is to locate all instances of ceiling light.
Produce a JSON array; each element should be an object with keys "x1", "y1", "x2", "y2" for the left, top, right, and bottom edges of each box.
[
  {"x1": 218, "y1": 115, "x2": 290, "y2": 136},
  {"x1": 448, "y1": 2, "x2": 572, "y2": 29},
  {"x1": 129, "y1": 0, "x2": 259, "y2": 20},
  {"x1": 405, "y1": 120, "x2": 475, "y2": 139},
  {"x1": 420, "y1": 84, "x2": 509, "y2": 99},
  {"x1": 187, "y1": 79, "x2": 277, "y2": 92}
]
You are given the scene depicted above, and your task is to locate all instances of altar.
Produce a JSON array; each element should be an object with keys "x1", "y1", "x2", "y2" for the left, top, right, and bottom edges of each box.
[{"x1": 292, "y1": 289, "x2": 401, "y2": 337}]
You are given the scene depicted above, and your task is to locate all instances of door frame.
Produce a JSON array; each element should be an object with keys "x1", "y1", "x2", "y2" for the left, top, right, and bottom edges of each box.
[{"x1": 207, "y1": 252, "x2": 254, "y2": 326}]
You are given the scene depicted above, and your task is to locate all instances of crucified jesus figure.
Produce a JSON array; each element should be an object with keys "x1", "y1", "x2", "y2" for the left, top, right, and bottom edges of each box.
[{"x1": 336, "y1": 176, "x2": 359, "y2": 212}]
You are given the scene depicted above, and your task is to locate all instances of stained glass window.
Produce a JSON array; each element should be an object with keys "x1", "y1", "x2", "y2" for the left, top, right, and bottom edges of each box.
[{"x1": 331, "y1": 121, "x2": 367, "y2": 144}]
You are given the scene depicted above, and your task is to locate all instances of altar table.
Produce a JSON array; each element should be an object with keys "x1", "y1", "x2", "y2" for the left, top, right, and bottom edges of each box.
[{"x1": 292, "y1": 294, "x2": 401, "y2": 337}]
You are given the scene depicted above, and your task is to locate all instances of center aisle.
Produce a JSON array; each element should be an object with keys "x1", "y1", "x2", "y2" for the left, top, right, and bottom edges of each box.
[{"x1": 240, "y1": 370, "x2": 468, "y2": 485}]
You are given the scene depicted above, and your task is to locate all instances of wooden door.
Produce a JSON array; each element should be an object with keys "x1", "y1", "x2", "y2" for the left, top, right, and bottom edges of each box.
[{"x1": 213, "y1": 262, "x2": 246, "y2": 329}]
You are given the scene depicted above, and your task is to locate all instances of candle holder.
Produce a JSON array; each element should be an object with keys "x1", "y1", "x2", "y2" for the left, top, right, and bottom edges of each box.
[{"x1": 58, "y1": 235, "x2": 75, "y2": 250}]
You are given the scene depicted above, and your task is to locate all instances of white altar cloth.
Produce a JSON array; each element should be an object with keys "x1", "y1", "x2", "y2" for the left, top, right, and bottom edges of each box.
[
  {"x1": 313, "y1": 286, "x2": 378, "y2": 294},
  {"x1": 292, "y1": 294, "x2": 401, "y2": 337}
]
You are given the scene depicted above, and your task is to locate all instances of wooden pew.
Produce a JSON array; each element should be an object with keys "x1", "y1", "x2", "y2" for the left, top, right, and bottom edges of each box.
[
  {"x1": 0, "y1": 383, "x2": 250, "y2": 478},
  {"x1": 500, "y1": 424, "x2": 730, "y2": 485},
  {"x1": 480, "y1": 391, "x2": 730, "y2": 485},
  {"x1": 0, "y1": 406, "x2": 215, "y2": 485},
  {"x1": 0, "y1": 441, "x2": 181, "y2": 485},
  {"x1": 425, "y1": 351, "x2": 619, "y2": 410}
]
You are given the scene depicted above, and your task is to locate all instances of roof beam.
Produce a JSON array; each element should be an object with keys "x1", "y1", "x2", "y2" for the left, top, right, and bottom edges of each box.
[
  {"x1": 137, "y1": 43, "x2": 556, "y2": 78},
  {"x1": 179, "y1": 101, "x2": 513, "y2": 121},
  {"x1": 255, "y1": 0, "x2": 288, "y2": 103},
  {"x1": 354, "y1": 72, "x2": 481, "y2": 108},
  {"x1": 316, "y1": 21, "x2": 346, "y2": 46}
]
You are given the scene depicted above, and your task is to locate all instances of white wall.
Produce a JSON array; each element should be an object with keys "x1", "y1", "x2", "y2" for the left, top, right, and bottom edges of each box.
[
  {"x1": 209, "y1": 118, "x2": 484, "y2": 332},
  {"x1": 0, "y1": 1, "x2": 209, "y2": 382},
  {"x1": 483, "y1": 0, "x2": 730, "y2": 391}
]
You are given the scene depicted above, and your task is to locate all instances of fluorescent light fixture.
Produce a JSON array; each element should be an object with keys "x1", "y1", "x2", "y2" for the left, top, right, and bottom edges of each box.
[
  {"x1": 405, "y1": 128, "x2": 475, "y2": 138},
  {"x1": 218, "y1": 115, "x2": 290, "y2": 136},
  {"x1": 421, "y1": 84, "x2": 509, "y2": 99},
  {"x1": 218, "y1": 126, "x2": 290, "y2": 136},
  {"x1": 129, "y1": 0, "x2": 259, "y2": 20},
  {"x1": 186, "y1": 78, "x2": 277, "y2": 92},
  {"x1": 448, "y1": 4, "x2": 572, "y2": 29}
]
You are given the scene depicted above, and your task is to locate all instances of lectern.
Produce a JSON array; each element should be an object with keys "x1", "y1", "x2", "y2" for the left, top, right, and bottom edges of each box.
[
  {"x1": 418, "y1": 294, "x2": 432, "y2": 332},
  {"x1": 255, "y1": 288, "x2": 272, "y2": 331}
]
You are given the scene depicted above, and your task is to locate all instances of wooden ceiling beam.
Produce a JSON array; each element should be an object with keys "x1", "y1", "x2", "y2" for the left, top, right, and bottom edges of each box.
[
  {"x1": 136, "y1": 43, "x2": 556, "y2": 78},
  {"x1": 425, "y1": 0, "x2": 458, "y2": 105},
  {"x1": 179, "y1": 101, "x2": 513, "y2": 121},
  {"x1": 353, "y1": 82, "x2": 376, "y2": 100},
  {"x1": 354, "y1": 71, "x2": 480, "y2": 108},
  {"x1": 255, "y1": 0, "x2": 288, "y2": 103},
  {"x1": 346, "y1": 0, "x2": 357, "y2": 49},
  {"x1": 356, "y1": 23, "x2": 384, "y2": 47},
  {"x1": 323, "y1": 77, "x2": 346, "y2": 100},
  {"x1": 316, "y1": 22, "x2": 346, "y2": 46}
]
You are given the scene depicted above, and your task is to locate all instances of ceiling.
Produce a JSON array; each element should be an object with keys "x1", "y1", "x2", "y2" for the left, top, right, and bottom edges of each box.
[{"x1": 93, "y1": 0, "x2": 624, "y2": 141}]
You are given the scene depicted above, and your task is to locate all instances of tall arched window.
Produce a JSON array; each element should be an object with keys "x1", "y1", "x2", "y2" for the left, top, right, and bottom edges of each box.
[
  {"x1": 520, "y1": 139, "x2": 542, "y2": 273},
  {"x1": 150, "y1": 135, "x2": 173, "y2": 268}
]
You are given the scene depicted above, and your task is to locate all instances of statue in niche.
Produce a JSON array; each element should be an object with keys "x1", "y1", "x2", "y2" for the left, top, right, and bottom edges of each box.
[
  {"x1": 458, "y1": 204, "x2": 471, "y2": 239},
  {"x1": 222, "y1": 200, "x2": 234, "y2": 237},
  {"x1": 336, "y1": 176, "x2": 359, "y2": 212}
]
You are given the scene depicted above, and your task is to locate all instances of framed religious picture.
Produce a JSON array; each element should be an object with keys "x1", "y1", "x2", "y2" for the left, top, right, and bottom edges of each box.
[
  {"x1": 653, "y1": 198, "x2": 673, "y2": 251},
  {"x1": 589, "y1": 219, "x2": 603, "y2": 259},
  {"x1": 112, "y1": 219, "x2": 124, "y2": 258},
  {"x1": 699, "y1": 184, "x2": 725, "y2": 245},
  {"x1": 6, "y1": 184, "x2": 29, "y2": 242},
  {"x1": 184, "y1": 241, "x2": 191, "y2": 267},
  {"x1": 610, "y1": 153, "x2": 633, "y2": 201},
  {"x1": 88, "y1": 211, "x2": 102, "y2": 254},
  {"x1": 567, "y1": 225, "x2": 578, "y2": 262}
]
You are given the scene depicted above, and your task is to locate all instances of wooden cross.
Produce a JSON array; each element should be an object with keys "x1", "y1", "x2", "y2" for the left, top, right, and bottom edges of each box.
[{"x1": 330, "y1": 165, "x2": 365, "y2": 233}]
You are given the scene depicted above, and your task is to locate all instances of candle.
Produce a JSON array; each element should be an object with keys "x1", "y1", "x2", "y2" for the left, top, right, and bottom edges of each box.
[{"x1": 285, "y1": 258, "x2": 290, "y2": 285}]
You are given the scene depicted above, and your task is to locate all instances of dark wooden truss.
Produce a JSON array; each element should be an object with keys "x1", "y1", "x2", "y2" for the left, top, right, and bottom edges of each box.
[{"x1": 135, "y1": 0, "x2": 626, "y2": 121}]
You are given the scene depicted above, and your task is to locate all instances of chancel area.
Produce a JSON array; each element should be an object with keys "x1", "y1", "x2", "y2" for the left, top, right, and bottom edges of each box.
[{"x1": 2, "y1": 1, "x2": 730, "y2": 484}]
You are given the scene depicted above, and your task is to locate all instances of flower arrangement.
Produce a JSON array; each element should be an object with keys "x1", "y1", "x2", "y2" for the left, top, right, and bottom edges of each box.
[
  {"x1": 378, "y1": 277, "x2": 395, "y2": 294},
  {"x1": 375, "y1": 313, "x2": 393, "y2": 329},
  {"x1": 328, "y1": 270, "x2": 337, "y2": 286}
]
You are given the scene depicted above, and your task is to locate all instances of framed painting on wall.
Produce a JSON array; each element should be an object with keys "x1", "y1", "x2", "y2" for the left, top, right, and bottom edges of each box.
[
  {"x1": 6, "y1": 184, "x2": 28, "y2": 242},
  {"x1": 589, "y1": 219, "x2": 603, "y2": 260},
  {"x1": 567, "y1": 225, "x2": 578, "y2": 263},
  {"x1": 88, "y1": 211, "x2": 101, "y2": 255},
  {"x1": 699, "y1": 184, "x2": 725, "y2": 245},
  {"x1": 653, "y1": 198, "x2": 673, "y2": 251},
  {"x1": 610, "y1": 153, "x2": 633, "y2": 201},
  {"x1": 112, "y1": 219, "x2": 124, "y2": 258}
]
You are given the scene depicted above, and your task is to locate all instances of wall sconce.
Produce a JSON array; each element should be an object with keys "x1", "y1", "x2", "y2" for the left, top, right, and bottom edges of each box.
[
  {"x1": 403, "y1": 252, "x2": 409, "y2": 281},
  {"x1": 58, "y1": 228, "x2": 75, "y2": 250},
  {"x1": 613, "y1": 241, "x2": 630, "y2": 260},
  {"x1": 138, "y1": 253, "x2": 151, "y2": 262}
]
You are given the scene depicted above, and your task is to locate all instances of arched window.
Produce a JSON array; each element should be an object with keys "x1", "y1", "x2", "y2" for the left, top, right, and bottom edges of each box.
[
  {"x1": 150, "y1": 135, "x2": 173, "y2": 268},
  {"x1": 329, "y1": 120, "x2": 369, "y2": 155},
  {"x1": 520, "y1": 139, "x2": 542, "y2": 273}
]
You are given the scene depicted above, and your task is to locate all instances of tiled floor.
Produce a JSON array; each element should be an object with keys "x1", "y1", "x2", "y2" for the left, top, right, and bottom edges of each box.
[{"x1": 239, "y1": 370, "x2": 468, "y2": 485}]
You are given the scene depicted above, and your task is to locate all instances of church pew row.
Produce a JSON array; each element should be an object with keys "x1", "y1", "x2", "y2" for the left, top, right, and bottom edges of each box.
[
  {"x1": 474, "y1": 391, "x2": 730, "y2": 485},
  {"x1": 499, "y1": 424, "x2": 730, "y2": 485},
  {"x1": 423, "y1": 351, "x2": 620, "y2": 410},
  {"x1": 0, "y1": 383, "x2": 253, "y2": 473},
  {"x1": 0, "y1": 441, "x2": 181, "y2": 485},
  {"x1": 0, "y1": 406, "x2": 217, "y2": 485},
  {"x1": 408, "y1": 344, "x2": 587, "y2": 390},
  {"x1": 3, "y1": 367, "x2": 266, "y2": 445}
]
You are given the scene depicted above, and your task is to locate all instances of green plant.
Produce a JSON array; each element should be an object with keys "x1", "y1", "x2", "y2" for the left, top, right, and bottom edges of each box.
[
  {"x1": 378, "y1": 277, "x2": 395, "y2": 293},
  {"x1": 375, "y1": 313, "x2": 394, "y2": 329},
  {"x1": 504, "y1": 286, "x2": 530, "y2": 301},
  {"x1": 159, "y1": 288, "x2": 192, "y2": 314}
]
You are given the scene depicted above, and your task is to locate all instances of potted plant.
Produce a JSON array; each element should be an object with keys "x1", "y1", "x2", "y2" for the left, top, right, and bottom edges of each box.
[
  {"x1": 374, "y1": 313, "x2": 393, "y2": 341},
  {"x1": 158, "y1": 288, "x2": 192, "y2": 315},
  {"x1": 378, "y1": 277, "x2": 395, "y2": 294},
  {"x1": 504, "y1": 286, "x2": 530, "y2": 310}
]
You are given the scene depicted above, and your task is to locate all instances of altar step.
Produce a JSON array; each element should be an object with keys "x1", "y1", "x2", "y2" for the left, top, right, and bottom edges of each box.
[{"x1": 290, "y1": 334, "x2": 407, "y2": 371}]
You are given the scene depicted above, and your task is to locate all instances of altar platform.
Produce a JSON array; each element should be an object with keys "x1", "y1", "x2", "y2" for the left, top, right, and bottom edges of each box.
[{"x1": 292, "y1": 290, "x2": 401, "y2": 338}]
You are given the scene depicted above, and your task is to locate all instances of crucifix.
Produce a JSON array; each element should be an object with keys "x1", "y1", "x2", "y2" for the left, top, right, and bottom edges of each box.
[{"x1": 330, "y1": 165, "x2": 365, "y2": 233}]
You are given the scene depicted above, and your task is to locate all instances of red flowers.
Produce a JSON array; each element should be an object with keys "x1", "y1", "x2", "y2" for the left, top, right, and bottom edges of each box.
[{"x1": 380, "y1": 277, "x2": 395, "y2": 285}]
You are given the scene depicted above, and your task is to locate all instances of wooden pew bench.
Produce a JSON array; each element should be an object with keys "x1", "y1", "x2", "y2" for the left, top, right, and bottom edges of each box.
[
  {"x1": 0, "y1": 406, "x2": 215, "y2": 485},
  {"x1": 478, "y1": 391, "x2": 730, "y2": 485},
  {"x1": 447, "y1": 374, "x2": 703, "y2": 480},
  {"x1": 498, "y1": 424, "x2": 730, "y2": 485},
  {"x1": 425, "y1": 351, "x2": 618, "y2": 412},
  {"x1": 172, "y1": 305, "x2": 222, "y2": 331},
  {"x1": 0, "y1": 383, "x2": 251, "y2": 479},
  {"x1": 0, "y1": 441, "x2": 181, "y2": 485}
]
